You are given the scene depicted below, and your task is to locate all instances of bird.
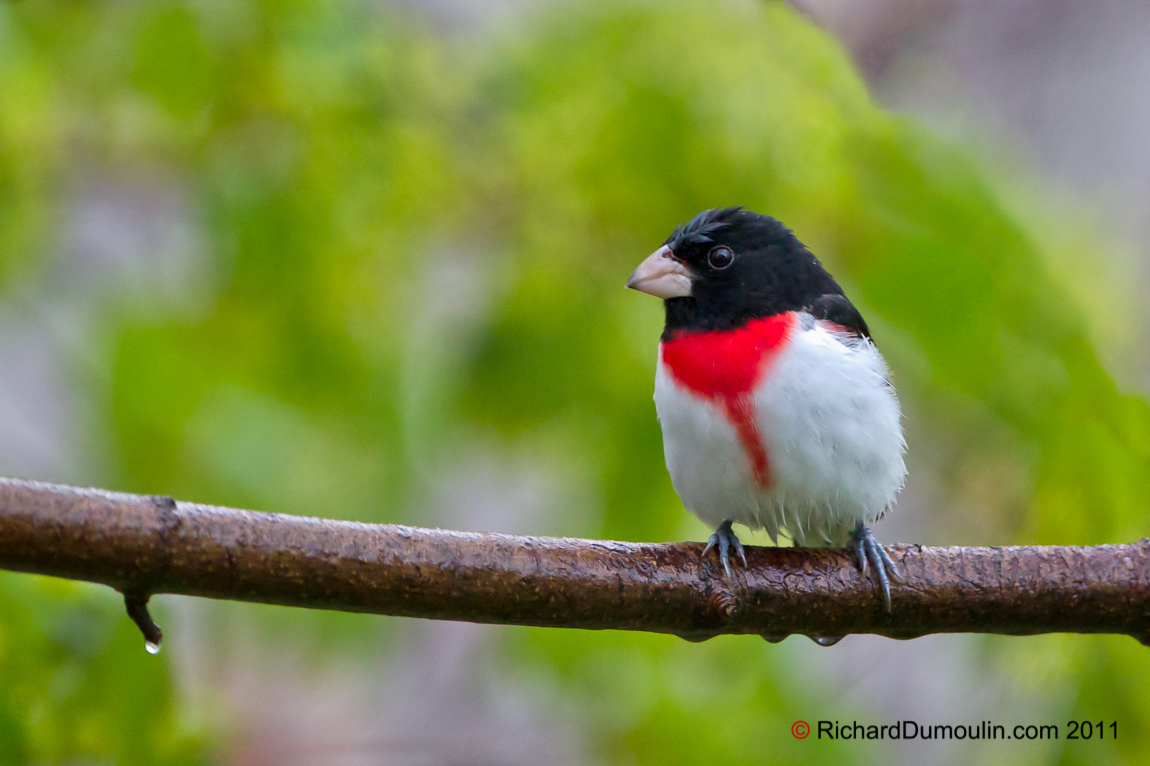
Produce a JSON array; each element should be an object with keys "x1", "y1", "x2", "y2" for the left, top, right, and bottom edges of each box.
[{"x1": 626, "y1": 207, "x2": 906, "y2": 609}]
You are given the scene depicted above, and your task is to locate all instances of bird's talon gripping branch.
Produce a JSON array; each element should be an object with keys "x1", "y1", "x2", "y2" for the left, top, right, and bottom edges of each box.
[
  {"x1": 851, "y1": 522, "x2": 898, "y2": 611},
  {"x1": 877, "y1": 539, "x2": 903, "y2": 584},
  {"x1": 703, "y1": 520, "x2": 745, "y2": 579},
  {"x1": 853, "y1": 533, "x2": 868, "y2": 578}
]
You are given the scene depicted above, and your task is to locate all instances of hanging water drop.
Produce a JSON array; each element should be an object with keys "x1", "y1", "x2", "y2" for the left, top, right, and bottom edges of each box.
[
  {"x1": 145, "y1": 640, "x2": 162, "y2": 655},
  {"x1": 761, "y1": 634, "x2": 788, "y2": 644},
  {"x1": 810, "y1": 635, "x2": 844, "y2": 647}
]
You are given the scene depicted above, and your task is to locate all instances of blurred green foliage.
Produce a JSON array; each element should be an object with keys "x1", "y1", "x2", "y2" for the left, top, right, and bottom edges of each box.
[{"x1": 1, "y1": 0, "x2": 1149, "y2": 763}]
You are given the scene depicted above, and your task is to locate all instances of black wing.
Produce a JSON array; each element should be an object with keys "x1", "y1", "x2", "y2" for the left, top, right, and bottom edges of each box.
[{"x1": 806, "y1": 294, "x2": 872, "y2": 341}]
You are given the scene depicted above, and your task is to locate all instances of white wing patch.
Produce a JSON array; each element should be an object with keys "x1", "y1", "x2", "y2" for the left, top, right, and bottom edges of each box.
[{"x1": 654, "y1": 315, "x2": 906, "y2": 547}]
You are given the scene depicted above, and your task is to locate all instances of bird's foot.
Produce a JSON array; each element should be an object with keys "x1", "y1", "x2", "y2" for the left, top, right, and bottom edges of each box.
[
  {"x1": 703, "y1": 520, "x2": 746, "y2": 580},
  {"x1": 850, "y1": 522, "x2": 901, "y2": 612}
]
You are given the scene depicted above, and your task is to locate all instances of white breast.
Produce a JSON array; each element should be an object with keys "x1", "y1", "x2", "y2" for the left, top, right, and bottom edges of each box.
[{"x1": 653, "y1": 315, "x2": 906, "y2": 546}]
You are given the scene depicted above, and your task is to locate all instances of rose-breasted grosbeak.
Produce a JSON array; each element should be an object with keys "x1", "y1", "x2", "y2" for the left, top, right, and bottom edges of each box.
[{"x1": 627, "y1": 207, "x2": 906, "y2": 608}]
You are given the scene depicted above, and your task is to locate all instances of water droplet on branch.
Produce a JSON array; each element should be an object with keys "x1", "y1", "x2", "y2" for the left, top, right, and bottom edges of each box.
[{"x1": 810, "y1": 635, "x2": 844, "y2": 647}]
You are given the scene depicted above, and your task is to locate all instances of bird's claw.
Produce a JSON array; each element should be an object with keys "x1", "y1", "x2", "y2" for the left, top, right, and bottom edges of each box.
[
  {"x1": 703, "y1": 520, "x2": 746, "y2": 579},
  {"x1": 850, "y1": 522, "x2": 900, "y2": 611}
]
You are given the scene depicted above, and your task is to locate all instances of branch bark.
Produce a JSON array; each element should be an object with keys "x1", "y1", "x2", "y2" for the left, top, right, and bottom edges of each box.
[{"x1": 0, "y1": 476, "x2": 1147, "y2": 648}]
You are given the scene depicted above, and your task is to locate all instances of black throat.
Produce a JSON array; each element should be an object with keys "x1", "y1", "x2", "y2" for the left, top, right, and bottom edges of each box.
[{"x1": 659, "y1": 211, "x2": 844, "y2": 340}]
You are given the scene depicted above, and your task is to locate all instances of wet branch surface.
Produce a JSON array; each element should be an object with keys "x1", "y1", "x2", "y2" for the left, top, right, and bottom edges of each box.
[{"x1": 0, "y1": 476, "x2": 1148, "y2": 648}]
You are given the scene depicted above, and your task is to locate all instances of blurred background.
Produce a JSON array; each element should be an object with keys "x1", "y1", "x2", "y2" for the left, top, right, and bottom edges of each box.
[{"x1": 1, "y1": 0, "x2": 1149, "y2": 763}]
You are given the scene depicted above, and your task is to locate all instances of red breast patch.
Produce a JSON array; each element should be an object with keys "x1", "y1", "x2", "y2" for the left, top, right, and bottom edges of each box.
[{"x1": 660, "y1": 313, "x2": 797, "y2": 488}]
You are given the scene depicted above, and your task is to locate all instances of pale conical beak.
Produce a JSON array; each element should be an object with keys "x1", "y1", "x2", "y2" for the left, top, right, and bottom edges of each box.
[{"x1": 625, "y1": 245, "x2": 693, "y2": 299}]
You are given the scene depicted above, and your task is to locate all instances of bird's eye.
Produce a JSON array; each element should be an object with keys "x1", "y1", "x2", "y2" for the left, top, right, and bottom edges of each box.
[{"x1": 707, "y1": 246, "x2": 735, "y2": 270}]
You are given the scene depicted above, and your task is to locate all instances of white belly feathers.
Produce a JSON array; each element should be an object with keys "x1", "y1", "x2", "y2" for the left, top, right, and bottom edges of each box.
[{"x1": 653, "y1": 314, "x2": 906, "y2": 546}]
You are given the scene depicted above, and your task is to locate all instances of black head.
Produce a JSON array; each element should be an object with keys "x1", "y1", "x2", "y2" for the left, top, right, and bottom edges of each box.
[{"x1": 627, "y1": 207, "x2": 846, "y2": 337}]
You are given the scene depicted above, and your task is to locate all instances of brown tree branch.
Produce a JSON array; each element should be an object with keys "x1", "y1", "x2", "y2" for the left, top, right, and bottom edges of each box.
[{"x1": 0, "y1": 476, "x2": 1147, "y2": 649}]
